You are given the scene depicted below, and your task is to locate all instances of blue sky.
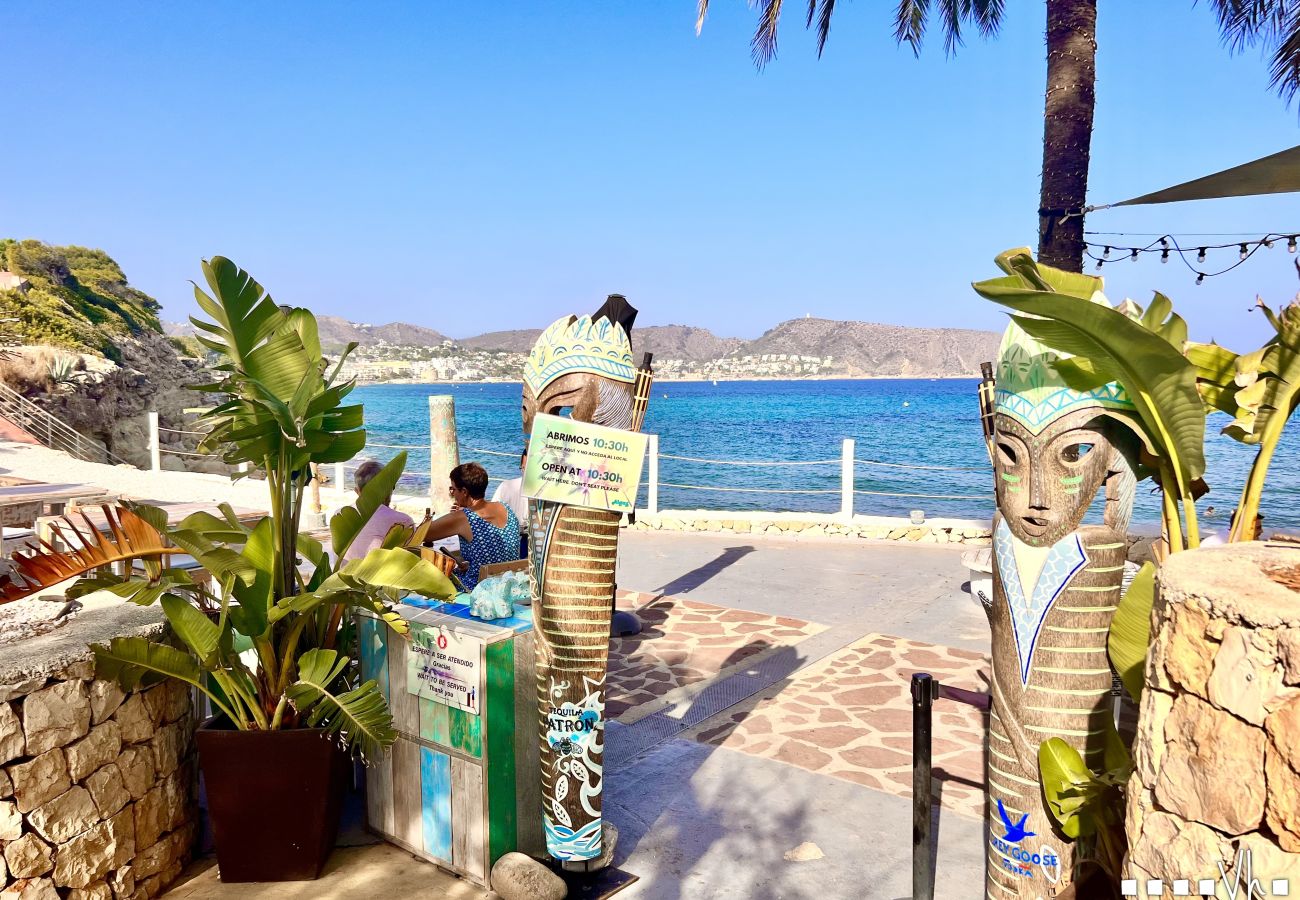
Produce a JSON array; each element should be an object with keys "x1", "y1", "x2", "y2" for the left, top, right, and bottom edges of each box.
[{"x1": 5, "y1": 2, "x2": 1298, "y2": 348}]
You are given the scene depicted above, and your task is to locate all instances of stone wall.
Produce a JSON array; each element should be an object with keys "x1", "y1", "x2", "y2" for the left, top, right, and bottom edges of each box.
[
  {"x1": 627, "y1": 512, "x2": 993, "y2": 545},
  {"x1": 0, "y1": 600, "x2": 198, "y2": 900},
  {"x1": 1126, "y1": 543, "x2": 1300, "y2": 892}
]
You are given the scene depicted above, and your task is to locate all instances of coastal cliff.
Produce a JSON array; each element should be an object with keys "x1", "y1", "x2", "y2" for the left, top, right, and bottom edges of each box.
[{"x1": 0, "y1": 240, "x2": 219, "y2": 471}]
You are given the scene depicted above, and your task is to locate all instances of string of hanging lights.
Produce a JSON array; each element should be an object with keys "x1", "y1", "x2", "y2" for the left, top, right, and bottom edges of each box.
[{"x1": 1083, "y1": 231, "x2": 1299, "y2": 284}]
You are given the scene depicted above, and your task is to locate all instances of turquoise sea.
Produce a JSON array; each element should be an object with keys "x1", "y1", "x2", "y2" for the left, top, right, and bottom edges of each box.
[{"x1": 353, "y1": 379, "x2": 1300, "y2": 531}]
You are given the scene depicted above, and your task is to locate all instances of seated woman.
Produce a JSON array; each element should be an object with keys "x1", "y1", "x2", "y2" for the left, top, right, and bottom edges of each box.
[{"x1": 421, "y1": 462, "x2": 521, "y2": 591}]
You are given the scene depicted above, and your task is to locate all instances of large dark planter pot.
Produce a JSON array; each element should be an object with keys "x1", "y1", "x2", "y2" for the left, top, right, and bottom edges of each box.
[{"x1": 196, "y1": 718, "x2": 349, "y2": 882}]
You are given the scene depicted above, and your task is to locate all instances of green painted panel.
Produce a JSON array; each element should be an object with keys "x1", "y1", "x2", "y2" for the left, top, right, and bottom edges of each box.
[
  {"x1": 485, "y1": 639, "x2": 517, "y2": 866},
  {"x1": 419, "y1": 697, "x2": 451, "y2": 748},
  {"x1": 450, "y1": 705, "x2": 483, "y2": 758}
]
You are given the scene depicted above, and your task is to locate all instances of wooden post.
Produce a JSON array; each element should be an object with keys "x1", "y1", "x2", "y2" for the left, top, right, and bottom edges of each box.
[
  {"x1": 840, "y1": 438, "x2": 854, "y2": 520},
  {"x1": 646, "y1": 433, "x2": 659, "y2": 515},
  {"x1": 428, "y1": 395, "x2": 459, "y2": 515},
  {"x1": 147, "y1": 411, "x2": 161, "y2": 472}
]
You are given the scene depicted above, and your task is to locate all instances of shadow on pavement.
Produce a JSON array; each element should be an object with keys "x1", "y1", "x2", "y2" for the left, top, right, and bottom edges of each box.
[{"x1": 654, "y1": 545, "x2": 755, "y2": 596}]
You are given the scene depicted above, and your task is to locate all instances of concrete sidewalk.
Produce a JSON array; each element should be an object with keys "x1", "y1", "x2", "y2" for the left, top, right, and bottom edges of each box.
[{"x1": 606, "y1": 530, "x2": 991, "y2": 900}]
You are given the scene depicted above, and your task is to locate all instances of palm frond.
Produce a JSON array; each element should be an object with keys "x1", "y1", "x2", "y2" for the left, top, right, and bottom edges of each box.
[
  {"x1": 808, "y1": 0, "x2": 837, "y2": 56},
  {"x1": 894, "y1": 0, "x2": 930, "y2": 55},
  {"x1": 752, "y1": 0, "x2": 785, "y2": 68},
  {"x1": 286, "y1": 649, "x2": 396, "y2": 758},
  {"x1": 1205, "y1": 0, "x2": 1300, "y2": 104},
  {"x1": 696, "y1": 0, "x2": 710, "y2": 35},
  {"x1": 1, "y1": 506, "x2": 170, "y2": 604}
]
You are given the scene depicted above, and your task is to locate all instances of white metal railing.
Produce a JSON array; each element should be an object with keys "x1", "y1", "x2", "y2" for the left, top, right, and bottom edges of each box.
[
  {"x1": 0, "y1": 382, "x2": 131, "y2": 465},
  {"x1": 146, "y1": 402, "x2": 991, "y2": 518}
]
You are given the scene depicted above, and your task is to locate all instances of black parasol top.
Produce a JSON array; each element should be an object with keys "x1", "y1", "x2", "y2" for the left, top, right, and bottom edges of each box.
[{"x1": 592, "y1": 294, "x2": 638, "y2": 336}]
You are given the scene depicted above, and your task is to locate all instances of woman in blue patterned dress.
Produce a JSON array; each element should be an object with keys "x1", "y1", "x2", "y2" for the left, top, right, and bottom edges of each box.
[{"x1": 421, "y1": 462, "x2": 521, "y2": 591}]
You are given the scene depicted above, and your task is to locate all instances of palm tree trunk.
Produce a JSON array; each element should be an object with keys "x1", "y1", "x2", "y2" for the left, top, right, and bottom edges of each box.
[{"x1": 1037, "y1": 0, "x2": 1097, "y2": 272}]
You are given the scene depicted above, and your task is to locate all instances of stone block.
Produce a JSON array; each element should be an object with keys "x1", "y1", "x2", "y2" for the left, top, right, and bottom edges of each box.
[
  {"x1": 1162, "y1": 602, "x2": 1216, "y2": 698},
  {"x1": 107, "y1": 806, "x2": 135, "y2": 869},
  {"x1": 141, "y1": 687, "x2": 168, "y2": 729},
  {"x1": 1269, "y1": 693, "x2": 1300, "y2": 772},
  {"x1": 148, "y1": 723, "x2": 184, "y2": 779},
  {"x1": 52, "y1": 815, "x2": 119, "y2": 889},
  {"x1": 112, "y1": 695, "x2": 152, "y2": 745},
  {"x1": 115, "y1": 747, "x2": 155, "y2": 801},
  {"x1": 490, "y1": 852, "x2": 567, "y2": 900},
  {"x1": 67, "y1": 721, "x2": 123, "y2": 783},
  {"x1": 0, "y1": 678, "x2": 47, "y2": 703},
  {"x1": 3, "y1": 833, "x2": 53, "y2": 878},
  {"x1": 0, "y1": 798, "x2": 20, "y2": 840},
  {"x1": 160, "y1": 682, "x2": 190, "y2": 725},
  {"x1": 0, "y1": 702, "x2": 24, "y2": 764},
  {"x1": 1207, "y1": 625, "x2": 1283, "y2": 725},
  {"x1": 160, "y1": 765, "x2": 193, "y2": 833},
  {"x1": 1265, "y1": 739, "x2": 1300, "y2": 852},
  {"x1": 22, "y1": 679, "x2": 91, "y2": 756},
  {"x1": 1126, "y1": 810, "x2": 1231, "y2": 884},
  {"x1": 57, "y1": 660, "x2": 96, "y2": 682},
  {"x1": 84, "y1": 763, "x2": 129, "y2": 818},
  {"x1": 88, "y1": 681, "x2": 125, "y2": 726},
  {"x1": 108, "y1": 864, "x2": 134, "y2": 900},
  {"x1": 132, "y1": 824, "x2": 193, "y2": 879},
  {"x1": 1133, "y1": 689, "x2": 1174, "y2": 788},
  {"x1": 9, "y1": 749, "x2": 70, "y2": 814},
  {"x1": 2, "y1": 878, "x2": 60, "y2": 900},
  {"x1": 0, "y1": 766, "x2": 11, "y2": 798},
  {"x1": 1155, "y1": 694, "x2": 1265, "y2": 835},
  {"x1": 134, "y1": 783, "x2": 168, "y2": 850},
  {"x1": 29, "y1": 785, "x2": 99, "y2": 843},
  {"x1": 1280, "y1": 629, "x2": 1300, "y2": 686},
  {"x1": 68, "y1": 884, "x2": 113, "y2": 900}
]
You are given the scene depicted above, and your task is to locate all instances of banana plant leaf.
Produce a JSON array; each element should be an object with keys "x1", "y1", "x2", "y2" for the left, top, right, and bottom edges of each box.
[
  {"x1": 330, "y1": 453, "x2": 408, "y2": 559},
  {"x1": 1038, "y1": 738, "x2": 1105, "y2": 839},
  {"x1": 1223, "y1": 300, "x2": 1300, "y2": 446},
  {"x1": 974, "y1": 250, "x2": 1206, "y2": 496},
  {"x1": 0, "y1": 506, "x2": 173, "y2": 605},
  {"x1": 1108, "y1": 560, "x2": 1156, "y2": 703},
  {"x1": 285, "y1": 649, "x2": 396, "y2": 759}
]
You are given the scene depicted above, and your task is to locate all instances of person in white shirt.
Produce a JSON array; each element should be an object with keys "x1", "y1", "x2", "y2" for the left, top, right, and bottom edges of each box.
[
  {"x1": 491, "y1": 448, "x2": 529, "y2": 558},
  {"x1": 343, "y1": 459, "x2": 415, "y2": 562}
]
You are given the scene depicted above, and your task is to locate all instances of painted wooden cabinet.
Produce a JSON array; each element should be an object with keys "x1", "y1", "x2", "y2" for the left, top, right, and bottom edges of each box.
[{"x1": 359, "y1": 600, "x2": 542, "y2": 887}]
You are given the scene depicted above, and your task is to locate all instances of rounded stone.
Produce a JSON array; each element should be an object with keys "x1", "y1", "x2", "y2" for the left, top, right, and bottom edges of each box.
[{"x1": 490, "y1": 852, "x2": 567, "y2": 900}]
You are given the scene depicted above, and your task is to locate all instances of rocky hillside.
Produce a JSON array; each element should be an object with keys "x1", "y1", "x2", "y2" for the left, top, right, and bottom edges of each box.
[
  {"x1": 0, "y1": 241, "x2": 220, "y2": 471},
  {"x1": 0, "y1": 239, "x2": 162, "y2": 362},
  {"x1": 744, "y1": 318, "x2": 1001, "y2": 377},
  {"x1": 315, "y1": 316, "x2": 451, "y2": 351},
  {"x1": 460, "y1": 324, "x2": 743, "y2": 361}
]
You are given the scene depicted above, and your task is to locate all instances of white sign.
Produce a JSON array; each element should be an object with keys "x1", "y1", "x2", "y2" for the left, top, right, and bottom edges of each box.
[{"x1": 407, "y1": 623, "x2": 482, "y2": 715}]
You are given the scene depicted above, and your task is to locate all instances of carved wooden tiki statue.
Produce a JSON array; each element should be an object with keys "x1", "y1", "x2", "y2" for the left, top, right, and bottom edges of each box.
[
  {"x1": 521, "y1": 307, "x2": 637, "y2": 862},
  {"x1": 985, "y1": 316, "x2": 1138, "y2": 898}
]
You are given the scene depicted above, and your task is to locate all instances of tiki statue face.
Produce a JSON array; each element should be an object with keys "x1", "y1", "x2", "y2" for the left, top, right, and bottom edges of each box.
[{"x1": 993, "y1": 408, "x2": 1113, "y2": 547}]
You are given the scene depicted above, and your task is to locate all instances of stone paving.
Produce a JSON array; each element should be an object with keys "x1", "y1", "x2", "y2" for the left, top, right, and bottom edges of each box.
[
  {"x1": 682, "y1": 632, "x2": 991, "y2": 819},
  {"x1": 605, "y1": 589, "x2": 827, "y2": 724}
]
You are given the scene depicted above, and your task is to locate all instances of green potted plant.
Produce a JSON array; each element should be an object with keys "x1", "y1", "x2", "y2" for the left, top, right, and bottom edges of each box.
[{"x1": 0, "y1": 257, "x2": 457, "y2": 882}]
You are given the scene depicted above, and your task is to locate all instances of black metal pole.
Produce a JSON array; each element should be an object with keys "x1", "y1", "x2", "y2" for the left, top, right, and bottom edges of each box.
[{"x1": 911, "y1": 672, "x2": 938, "y2": 900}]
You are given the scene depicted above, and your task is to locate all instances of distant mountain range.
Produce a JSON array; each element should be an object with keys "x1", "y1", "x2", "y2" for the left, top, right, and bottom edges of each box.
[{"x1": 164, "y1": 315, "x2": 1001, "y2": 377}]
